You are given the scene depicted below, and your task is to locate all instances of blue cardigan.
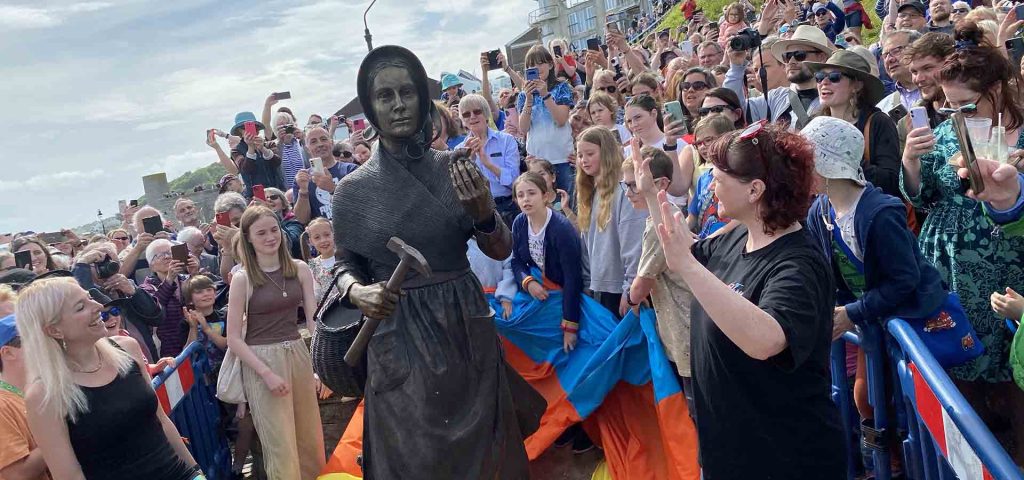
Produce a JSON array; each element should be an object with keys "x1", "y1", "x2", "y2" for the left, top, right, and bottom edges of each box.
[
  {"x1": 805, "y1": 184, "x2": 947, "y2": 325},
  {"x1": 511, "y1": 210, "x2": 583, "y2": 324}
]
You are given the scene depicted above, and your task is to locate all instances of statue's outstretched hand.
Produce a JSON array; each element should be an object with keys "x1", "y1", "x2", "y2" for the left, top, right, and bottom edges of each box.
[{"x1": 449, "y1": 152, "x2": 496, "y2": 225}]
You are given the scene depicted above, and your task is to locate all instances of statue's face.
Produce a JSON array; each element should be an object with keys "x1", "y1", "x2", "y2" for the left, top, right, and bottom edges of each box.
[{"x1": 370, "y1": 66, "x2": 420, "y2": 139}]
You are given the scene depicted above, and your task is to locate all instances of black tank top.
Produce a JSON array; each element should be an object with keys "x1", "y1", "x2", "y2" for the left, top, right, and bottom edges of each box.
[{"x1": 66, "y1": 350, "x2": 196, "y2": 480}]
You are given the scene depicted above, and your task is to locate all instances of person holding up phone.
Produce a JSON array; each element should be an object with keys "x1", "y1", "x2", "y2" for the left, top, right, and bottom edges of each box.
[
  {"x1": 228, "y1": 112, "x2": 285, "y2": 199},
  {"x1": 900, "y1": 23, "x2": 1024, "y2": 457},
  {"x1": 291, "y1": 126, "x2": 357, "y2": 224},
  {"x1": 140, "y1": 239, "x2": 199, "y2": 358},
  {"x1": 518, "y1": 45, "x2": 576, "y2": 198},
  {"x1": 548, "y1": 39, "x2": 581, "y2": 86}
]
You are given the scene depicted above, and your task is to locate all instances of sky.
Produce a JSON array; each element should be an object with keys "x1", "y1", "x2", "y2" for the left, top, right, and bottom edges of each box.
[{"x1": 0, "y1": 0, "x2": 535, "y2": 234}]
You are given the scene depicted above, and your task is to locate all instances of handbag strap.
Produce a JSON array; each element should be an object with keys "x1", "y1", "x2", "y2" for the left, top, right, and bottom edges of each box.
[
  {"x1": 787, "y1": 89, "x2": 811, "y2": 129},
  {"x1": 862, "y1": 111, "x2": 877, "y2": 164},
  {"x1": 240, "y1": 271, "x2": 251, "y2": 340}
]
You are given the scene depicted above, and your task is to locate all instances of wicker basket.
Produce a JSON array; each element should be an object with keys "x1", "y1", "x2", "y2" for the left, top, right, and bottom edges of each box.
[{"x1": 311, "y1": 271, "x2": 367, "y2": 397}]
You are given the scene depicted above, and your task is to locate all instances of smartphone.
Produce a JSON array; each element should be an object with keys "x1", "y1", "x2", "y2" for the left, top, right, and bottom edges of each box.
[
  {"x1": 244, "y1": 121, "x2": 257, "y2": 137},
  {"x1": 1006, "y1": 37, "x2": 1024, "y2": 68},
  {"x1": 207, "y1": 129, "x2": 216, "y2": 144},
  {"x1": 951, "y1": 111, "x2": 986, "y2": 194},
  {"x1": 664, "y1": 101, "x2": 685, "y2": 125},
  {"x1": 526, "y1": 67, "x2": 540, "y2": 81},
  {"x1": 353, "y1": 118, "x2": 366, "y2": 131},
  {"x1": 553, "y1": 45, "x2": 563, "y2": 57},
  {"x1": 171, "y1": 243, "x2": 190, "y2": 265},
  {"x1": 586, "y1": 38, "x2": 601, "y2": 51},
  {"x1": 252, "y1": 184, "x2": 266, "y2": 201},
  {"x1": 888, "y1": 104, "x2": 908, "y2": 122},
  {"x1": 216, "y1": 212, "x2": 231, "y2": 227},
  {"x1": 1016, "y1": 4, "x2": 1024, "y2": 20},
  {"x1": 909, "y1": 106, "x2": 929, "y2": 130},
  {"x1": 274, "y1": 91, "x2": 291, "y2": 100},
  {"x1": 14, "y1": 251, "x2": 32, "y2": 270},
  {"x1": 486, "y1": 49, "x2": 501, "y2": 70},
  {"x1": 311, "y1": 157, "x2": 324, "y2": 174},
  {"x1": 142, "y1": 215, "x2": 163, "y2": 235},
  {"x1": 680, "y1": 40, "x2": 694, "y2": 55},
  {"x1": 129, "y1": 199, "x2": 139, "y2": 208},
  {"x1": 606, "y1": 21, "x2": 620, "y2": 34}
]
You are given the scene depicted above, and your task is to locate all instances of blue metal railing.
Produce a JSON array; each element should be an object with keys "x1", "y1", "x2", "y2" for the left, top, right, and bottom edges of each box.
[
  {"x1": 153, "y1": 341, "x2": 233, "y2": 480},
  {"x1": 830, "y1": 319, "x2": 1024, "y2": 480}
]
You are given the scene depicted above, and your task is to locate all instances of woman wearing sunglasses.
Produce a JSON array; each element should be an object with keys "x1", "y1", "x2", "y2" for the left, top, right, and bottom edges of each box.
[
  {"x1": 806, "y1": 50, "x2": 902, "y2": 198},
  {"x1": 457, "y1": 94, "x2": 523, "y2": 229},
  {"x1": 700, "y1": 87, "x2": 745, "y2": 129},
  {"x1": 677, "y1": 67, "x2": 717, "y2": 134},
  {"x1": 651, "y1": 120, "x2": 846, "y2": 478},
  {"x1": 901, "y1": 24, "x2": 1024, "y2": 459}
]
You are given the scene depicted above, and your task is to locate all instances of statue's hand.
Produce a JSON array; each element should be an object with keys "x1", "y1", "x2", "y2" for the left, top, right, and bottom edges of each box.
[{"x1": 449, "y1": 153, "x2": 496, "y2": 225}]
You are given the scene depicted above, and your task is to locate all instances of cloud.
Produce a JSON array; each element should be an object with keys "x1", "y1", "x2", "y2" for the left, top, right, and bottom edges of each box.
[
  {"x1": 0, "y1": 2, "x2": 114, "y2": 29},
  {"x1": 0, "y1": 169, "x2": 106, "y2": 193}
]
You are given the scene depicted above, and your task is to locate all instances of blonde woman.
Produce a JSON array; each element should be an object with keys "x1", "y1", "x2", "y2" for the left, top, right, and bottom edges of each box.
[
  {"x1": 16, "y1": 277, "x2": 201, "y2": 480},
  {"x1": 225, "y1": 205, "x2": 325, "y2": 478}
]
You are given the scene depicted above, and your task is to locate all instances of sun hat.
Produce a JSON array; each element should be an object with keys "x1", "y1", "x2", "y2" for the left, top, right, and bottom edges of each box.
[
  {"x1": 229, "y1": 112, "x2": 265, "y2": 137},
  {"x1": 440, "y1": 73, "x2": 463, "y2": 91},
  {"x1": 846, "y1": 45, "x2": 880, "y2": 77},
  {"x1": 801, "y1": 116, "x2": 866, "y2": 186},
  {"x1": 805, "y1": 49, "x2": 886, "y2": 105},
  {"x1": 770, "y1": 25, "x2": 836, "y2": 63},
  {"x1": 0, "y1": 314, "x2": 16, "y2": 347}
]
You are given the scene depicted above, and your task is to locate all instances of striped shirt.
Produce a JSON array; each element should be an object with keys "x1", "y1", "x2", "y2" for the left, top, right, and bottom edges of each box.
[{"x1": 279, "y1": 138, "x2": 306, "y2": 192}]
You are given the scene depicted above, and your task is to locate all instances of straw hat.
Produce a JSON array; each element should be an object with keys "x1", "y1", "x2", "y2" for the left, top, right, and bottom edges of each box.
[
  {"x1": 770, "y1": 25, "x2": 836, "y2": 63},
  {"x1": 804, "y1": 50, "x2": 886, "y2": 105}
]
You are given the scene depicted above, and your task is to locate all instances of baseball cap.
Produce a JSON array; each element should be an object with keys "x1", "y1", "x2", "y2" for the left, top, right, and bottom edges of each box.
[
  {"x1": 0, "y1": 314, "x2": 17, "y2": 347},
  {"x1": 812, "y1": 3, "x2": 828, "y2": 13},
  {"x1": 800, "y1": 116, "x2": 866, "y2": 185},
  {"x1": 898, "y1": 0, "x2": 927, "y2": 15}
]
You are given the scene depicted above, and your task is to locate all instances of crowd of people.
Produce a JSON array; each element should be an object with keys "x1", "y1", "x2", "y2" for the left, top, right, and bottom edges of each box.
[{"x1": 2, "y1": 0, "x2": 1024, "y2": 478}]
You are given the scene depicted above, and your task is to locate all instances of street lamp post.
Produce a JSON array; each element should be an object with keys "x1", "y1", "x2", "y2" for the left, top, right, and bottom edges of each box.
[
  {"x1": 364, "y1": 0, "x2": 378, "y2": 52},
  {"x1": 97, "y1": 209, "x2": 107, "y2": 235}
]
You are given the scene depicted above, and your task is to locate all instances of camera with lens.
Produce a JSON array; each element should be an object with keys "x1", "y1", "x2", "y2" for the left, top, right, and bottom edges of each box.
[
  {"x1": 729, "y1": 28, "x2": 762, "y2": 51},
  {"x1": 284, "y1": 125, "x2": 298, "y2": 135},
  {"x1": 95, "y1": 255, "x2": 120, "y2": 280}
]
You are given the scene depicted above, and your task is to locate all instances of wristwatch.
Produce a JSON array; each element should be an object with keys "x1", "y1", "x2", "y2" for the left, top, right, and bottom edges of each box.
[{"x1": 663, "y1": 142, "x2": 678, "y2": 151}]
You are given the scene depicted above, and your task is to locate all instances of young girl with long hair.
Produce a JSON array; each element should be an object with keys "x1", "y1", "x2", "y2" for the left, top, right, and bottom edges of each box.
[
  {"x1": 17, "y1": 277, "x2": 201, "y2": 480},
  {"x1": 225, "y1": 205, "x2": 325, "y2": 478},
  {"x1": 519, "y1": 44, "x2": 576, "y2": 197},
  {"x1": 300, "y1": 217, "x2": 336, "y2": 301},
  {"x1": 588, "y1": 91, "x2": 632, "y2": 144},
  {"x1": 575, "y1": 126, "x2": 649, "y2": 317}
]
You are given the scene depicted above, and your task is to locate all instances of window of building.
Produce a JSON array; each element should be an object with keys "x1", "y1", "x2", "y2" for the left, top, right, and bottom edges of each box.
[{"x1": 567, "y1": 6, "x2": 596, "y2": 36}]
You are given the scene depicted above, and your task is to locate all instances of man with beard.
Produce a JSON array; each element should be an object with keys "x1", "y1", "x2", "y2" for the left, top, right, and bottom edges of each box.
[
  {"x1": 292, "y1": 126, "x2": 357, "y2": 223},
  {"x1": 927, "y1": 0, "x2": 954, "y2": 34},
  {"x1": 905, "y1": 32, "x2": 954, "y2": 129},
  {"x1": 329, "y1": 45, "x2": 543, "y2": 479},
  {"x1": 876, "y1": 30, "x2": 923, "y2": 114},
  {"x1": 723, "y1": 24, "x2": 833, "y2": 129}
]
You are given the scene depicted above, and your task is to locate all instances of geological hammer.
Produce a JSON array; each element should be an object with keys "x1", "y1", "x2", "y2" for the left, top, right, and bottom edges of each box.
[{"x1": 344, "y1": 236, "x2": 432, "y2": 366}]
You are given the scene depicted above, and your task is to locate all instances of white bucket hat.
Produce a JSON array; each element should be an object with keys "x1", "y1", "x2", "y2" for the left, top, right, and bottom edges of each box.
[{"x1": 801, "y1": 116, "x2": 866, "y2": 185}]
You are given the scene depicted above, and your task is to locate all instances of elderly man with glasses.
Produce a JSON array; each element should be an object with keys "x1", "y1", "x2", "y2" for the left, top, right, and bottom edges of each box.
[{"x1": 455, "y1": 94, "x2": 523, "y2": 229}]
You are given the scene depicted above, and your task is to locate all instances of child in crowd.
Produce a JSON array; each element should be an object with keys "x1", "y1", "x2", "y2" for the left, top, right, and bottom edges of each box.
[
  {"x1": 527, "y1": 158, "x2": 577, "y2": 223},
  {"x1": 588, "y1": 91, "x2": 632, "y2": 145},
  {"x1": 181, "y1": 274, "x2": 228, "y2": 373},
  {"x1": 625, "y1": 147, "x2": 696, "y2": 412},
  {"x1": 686, "y1": 114, "x2": 737, "y2": 238},
  {"x1": 717, "y1": 2, "x2": 750, "y2": 49},
  {"x1": 301, "y1": 217, "x2": 336, "y2": 301},
  {"x1": 575, "y1": 126, "x2": 648, "y2": 317},
  {"x1": 467, "y1": 237, "x2": 517, "y2": 320}
]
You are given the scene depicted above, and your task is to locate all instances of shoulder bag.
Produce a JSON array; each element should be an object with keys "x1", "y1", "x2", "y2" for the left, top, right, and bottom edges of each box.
[{"x1": 215, "y1": 276, "x2": 249, "y2": 404}]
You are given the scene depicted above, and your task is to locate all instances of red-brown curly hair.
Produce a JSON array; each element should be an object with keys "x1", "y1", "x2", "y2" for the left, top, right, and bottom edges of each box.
[{"x1": 707, "y1": 123, "x2": 815, "y2": 234}]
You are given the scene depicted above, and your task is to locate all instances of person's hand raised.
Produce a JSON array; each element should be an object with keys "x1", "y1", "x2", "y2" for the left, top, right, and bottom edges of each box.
[
  {"x1": 955, "y1": 155, "x2": 1022, "y2": 210},
  {"x1": 654, "y1": 190, "x2": 696, "y2": 273}
]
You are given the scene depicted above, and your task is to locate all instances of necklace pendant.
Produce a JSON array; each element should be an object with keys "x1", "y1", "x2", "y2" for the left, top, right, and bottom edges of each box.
[{"x1": 282, "y1": 291, "x2": 288, "y2": 298}]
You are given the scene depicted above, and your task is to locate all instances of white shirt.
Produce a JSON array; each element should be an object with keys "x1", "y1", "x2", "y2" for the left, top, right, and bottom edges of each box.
[{"x1": 528, "y1": 208, "x2": 553, "y2": 272}]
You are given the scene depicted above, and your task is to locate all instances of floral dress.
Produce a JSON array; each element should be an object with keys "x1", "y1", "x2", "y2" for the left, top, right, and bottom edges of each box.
[
  {"x1": 900, "y1": 120, "x2": 1024, "y2": 382},
  {"x1": 308, "y1": 256, "x2": 336, "y2": 302}
]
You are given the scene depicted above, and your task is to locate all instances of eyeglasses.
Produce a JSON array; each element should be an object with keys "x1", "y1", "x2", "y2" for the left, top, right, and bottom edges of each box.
[
  {"x1": 782, "y1": 50, "x2": 816, "y2": 62},
  {"x1": 882, "y1": 45, "x2": 907, "y2": 59},
  {"x1": 681, "y1": 81, "x2": 710, "y2": 91},
  {"x1": 619, "y1": 181, "x2": 639, "y2": 194},
  {"x1": 952, "y1": 7, "x2": 969, "y2": 13},
  {"x1": 896, "y1": 11, "x2": 923, "y2": 19},
  {"x1": 461, "y1": 109, "x2": 485, "y2": 119},
  {"x1": 268, "y1": 194, "x2": 282, "y2": 201},
  {"x1": 699, "y1": 105, "x2": 729, "y2": 116},
  {"x1": 153, "y1": 252, "x2": 172, "y2": 261},
  {"x1": 739, "y1": 120, "x2": 766, "y2": 143},
  {"x1": 814, "y1": 71, "x2": 847, "y2": 83},
  {"x1": 100, "y1": 307, "x2": 122, "y2": 321}
]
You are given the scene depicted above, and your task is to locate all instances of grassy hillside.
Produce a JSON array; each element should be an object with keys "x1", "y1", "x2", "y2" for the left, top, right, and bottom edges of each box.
[
  {"x1": 137, "y1": 162, "x2": 225, "y2": 205},
  {"x1": 656, "y1": 0, "x2": 882, "y2": 45}
]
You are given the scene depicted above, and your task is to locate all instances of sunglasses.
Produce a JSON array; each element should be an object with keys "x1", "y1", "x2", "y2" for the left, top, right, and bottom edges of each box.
[
  {"x1": 461, "y1": 108, "x2": 485, "y2": 119},
  {"x1": 681, "y1": 81, "x2": 710, "y2": 91},
  {"x1": 783, "y1": 50, "x2": 818, "y2": 62},
  {"x1": 699, "y1": 105, "x2": 730, "y2": 116},
  {"x1": 100, "y1": 307, "x2": 122, "y2": 321},
  {"x1": 599, "y1": 85, "x2": 618, "y2": 93},
  {"x1": 268, "y1": 194, "x2": 282, "y2": 201},
  {"x1": 112, "y1": 236, "x2": 130, "y2": 241},
  {"x1": 333, "y1": 150, "x2": 353, "y2": 158},
  {"x1": 814, "y1": 9, "x2": 829, "y2": 16},
  {"x1": 952, "y1": 7, "x2": 969, "y2": 13},
  {"x1": 814, "y1": 71, "x2": 847, "y2": 83}
]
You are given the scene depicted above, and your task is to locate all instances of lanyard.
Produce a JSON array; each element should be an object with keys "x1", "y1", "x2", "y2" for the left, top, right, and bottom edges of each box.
[{"x1": 0, "y1": 379, "x2": 23, "y2": 398}]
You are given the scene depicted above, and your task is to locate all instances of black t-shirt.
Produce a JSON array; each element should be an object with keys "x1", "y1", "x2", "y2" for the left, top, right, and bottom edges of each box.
[{"x1": 690, "y1": 224, "x2": 846, "y2": 479}]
